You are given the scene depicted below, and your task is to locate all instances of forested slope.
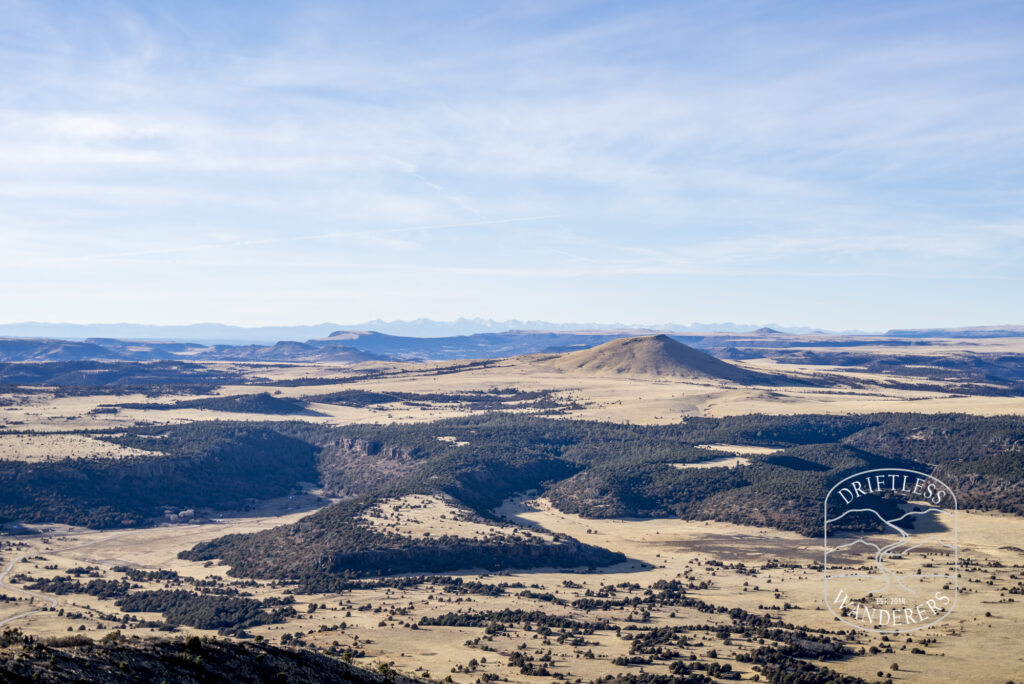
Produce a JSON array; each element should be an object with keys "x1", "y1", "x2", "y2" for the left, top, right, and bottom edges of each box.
[
  {"x1": 0, "y1": 629, "x2": 420, "y2": 684},
  {"x1": 2, "y1": 412, "x2": 1022, "y2": 579}
]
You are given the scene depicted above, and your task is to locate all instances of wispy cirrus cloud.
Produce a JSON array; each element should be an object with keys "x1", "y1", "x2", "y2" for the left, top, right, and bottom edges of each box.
[{"x1": 0, "y1": 0, "x2": 1021, "y2": 327}]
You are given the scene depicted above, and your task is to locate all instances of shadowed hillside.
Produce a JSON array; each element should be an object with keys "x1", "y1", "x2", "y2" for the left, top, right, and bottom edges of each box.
[{"x1": 0, "y1": 629, "x2": 420, "y2": 683}]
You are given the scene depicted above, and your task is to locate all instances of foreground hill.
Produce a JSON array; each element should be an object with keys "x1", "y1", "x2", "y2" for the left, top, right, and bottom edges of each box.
[
  {"x1": 537, "y1": 334, "x2": 774, "y2": 383},
  {"x1": 0, "y1": 629, "x2": 419, "y2": 683}
]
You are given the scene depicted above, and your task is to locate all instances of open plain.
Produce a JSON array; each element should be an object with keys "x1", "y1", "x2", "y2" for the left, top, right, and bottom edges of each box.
[{"x1": 2, "y1": 332, "x2": 1024, "y2": 682}]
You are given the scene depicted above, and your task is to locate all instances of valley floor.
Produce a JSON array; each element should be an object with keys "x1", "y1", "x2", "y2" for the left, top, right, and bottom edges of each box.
[{"x1": 2, "y1": 497, "x2": 1022, "y2": 683}]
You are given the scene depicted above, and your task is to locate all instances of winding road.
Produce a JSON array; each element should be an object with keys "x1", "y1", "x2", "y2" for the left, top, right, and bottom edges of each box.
[{"x1": 0, "y1": 530, "x2": 136, "y2": 628}]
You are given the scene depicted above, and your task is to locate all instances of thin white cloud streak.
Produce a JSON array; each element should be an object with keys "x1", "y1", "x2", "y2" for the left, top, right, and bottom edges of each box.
[
  {"x1": 1, "y1": 1, "x2": 1022, "y2": 325},
  {"x1": 1, "y1": 215, "x2": 563, "y2": 266},
  {"x1": 4, "y1": 8, "x2": 1021, "y2": 184}
]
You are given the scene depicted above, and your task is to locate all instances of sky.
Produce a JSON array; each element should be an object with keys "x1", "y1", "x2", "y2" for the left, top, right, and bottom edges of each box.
[{"x1": 1, "y1": 0, "x2": 1022, "y2": 331}]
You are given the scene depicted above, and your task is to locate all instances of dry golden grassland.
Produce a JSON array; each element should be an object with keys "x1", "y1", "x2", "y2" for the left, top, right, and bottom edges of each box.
[
  {"x1": 3, "y1": 337, "x2": 1024, "y2": 439},
  {"x1": 0, "y1": 433, "x2": 153, "y2": 462},
  {"x1": 1, "y1": 496, "x2": 1022, "y2": 683},
  {"x1": 2, "y1": 338, "x2": 1024, "y2": 681},
  {"x1": 361, "y1": 495, "x2": 557, "y2": 544}
]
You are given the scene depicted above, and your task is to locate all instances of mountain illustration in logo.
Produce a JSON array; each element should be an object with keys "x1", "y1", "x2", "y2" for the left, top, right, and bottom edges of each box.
[{"x1": 824, "y1": 469, "x2": 957, "y2": 633}]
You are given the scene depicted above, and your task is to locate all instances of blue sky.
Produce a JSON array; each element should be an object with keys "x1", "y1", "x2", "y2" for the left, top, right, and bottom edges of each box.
[{"x1": 1, "y1": 0, "x2": 1022, "y2": 330}]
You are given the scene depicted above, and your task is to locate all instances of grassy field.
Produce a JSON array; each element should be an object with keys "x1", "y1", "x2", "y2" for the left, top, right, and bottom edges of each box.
[
  {"x1": 4, "y1": 341, "x2": 1024, "y2": 449},
  {"x1": 1, "y1": 496, "x2": 1021, "y2": 682},
  {"x1": 2, "y1": 337, "x2": 1024, "y2": 681}
]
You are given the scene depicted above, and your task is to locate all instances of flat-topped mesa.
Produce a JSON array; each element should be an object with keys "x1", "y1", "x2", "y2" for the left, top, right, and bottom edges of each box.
[{"x1": 536, "y1": 334, "x2": 770, "y2": 383}]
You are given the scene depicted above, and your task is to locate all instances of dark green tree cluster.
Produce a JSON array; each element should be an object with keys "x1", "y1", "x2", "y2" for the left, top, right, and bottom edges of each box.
[{"x1": 118, "y1": 392, "x2": 314, "y2": 415}]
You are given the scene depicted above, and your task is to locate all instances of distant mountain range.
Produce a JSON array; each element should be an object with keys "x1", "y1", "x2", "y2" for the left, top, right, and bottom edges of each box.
[
  {"x1": 0, "y1": 331, "x2": 651, "y2": 363},
  {"x1": 883, "y1": 325, "x2": 1024, "y2": 338},
  {"x1": 0, "y1": 319, "x2": 831, "y2": 344},
  {"x1": 0, "y1": 322, "x2": 1021, "y2": 364}
]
